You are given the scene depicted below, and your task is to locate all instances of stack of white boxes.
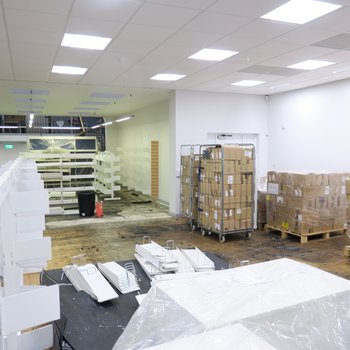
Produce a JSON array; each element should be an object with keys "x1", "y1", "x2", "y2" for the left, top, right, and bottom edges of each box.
[{"x1": 0, "y1": 158, "x2": 60, "y2": 349}]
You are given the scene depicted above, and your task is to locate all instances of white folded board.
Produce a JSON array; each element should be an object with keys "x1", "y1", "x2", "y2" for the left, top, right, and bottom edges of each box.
[
  {"x1": 11, "y1": 191, "x2": 49, "y2": 215},
  {"x1": 146, "y1": 324, "x2": 278, "y2": 350},
  {"x1": 97, "y1": 262, "x2": 139, "y2": 294},
  {"x1": 64, "y1": 264, "x2": 118, "y2": 303},
  {"x1": 0, "y1": 285, "x2": 60, "y2": 336},
  {"x1": 14, "y1": 237, "x2": 51, "y2": 264},
  {"x1": 18, "y1": 324, "x2": 53, "y2": 350},
  {"x1": 16, "y1": 214, "x2": 46, "y2": 233}
]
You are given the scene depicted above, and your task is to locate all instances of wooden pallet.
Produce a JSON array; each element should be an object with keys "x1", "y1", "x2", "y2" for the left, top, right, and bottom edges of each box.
[
  {"x1": 344, "y1": 245, "x2": 350, "y2": 257},
  {"x1": 265, "y1": 224, "x2": 345, "y2": 244}
]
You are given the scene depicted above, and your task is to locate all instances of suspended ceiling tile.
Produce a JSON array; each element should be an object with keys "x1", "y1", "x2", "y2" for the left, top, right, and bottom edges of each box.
[
  {"x1": 66, "y1": 17, "x2": 125, "y2": 38},
  {"x1": 164, "y1": 30, "x2": 222, "y2": 48},
  {"x1": 54, "y1": 47, "x2": 102, "y2": 67},
  {"x1": 184, "y1": 12, "x2": 253, "y2": 35},
  {"x1": 130, "y1": 3, "x2": 200, "y2": 28},
  {"x1": 144, "y1": 0, "x2": 217, "y2": 10},
  {"x1": 12, "y1": 65, "x2": 50, "y2": 82},
  {"x1": 308, "y1": 6, "x2": 350, "y2": 32},
  {"x1": 209, "y1": 0, "x2": 287, "y2": 18},
  {"x1": 0, "y1": 53, "x2": 13, "y2": 79},
  {"x1": 166, "y1": 60, "x2": 216, "y2": 76},
  {"x1": 239, "y1": 65, "x2": 281, "y2": 74},
  {"x1": 5, "y1": 8, "x2": 67, "y2": 33},
  {"x1": 213, "y1": 35, "x2": 263, "y2": 52},
  {"x1": 106, "y1": 39, "x2": 157, "y2": 56},
  {"x1": 48, "y1": 73, "x2": 84, "y2": 84},
  {"x1": 233, "y1": 19, "x2": 298, "y2": 41},
  {"x1": 277, "y1": 25, "x2": 340, "y2": 46},
  {"x1": 3, "y1": 0, "x2": 73, "y2": 15},
  {"x1": 312, "y1": 33, "x2": 350, "y2": 49},
  {"x1": 71, "y1": 0, "x2": 143, "y2": 22},
  {"x1": 7, "y1": 27, "x2": 61, "y2": 46},
  {"x1": 245, "y1": 40, "x2": 301, "y2": 58},
  {"x1": 318, "y1": 50, "x2": 350, "y2": 62},
  {"x1": 118, "y1": 23, "x2": 177, "y2": 43}
]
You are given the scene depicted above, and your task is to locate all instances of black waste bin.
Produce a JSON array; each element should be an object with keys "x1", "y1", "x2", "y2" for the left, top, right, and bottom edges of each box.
[{"x1": 77, "y1": 190, "x2": 95, "y2": 217}]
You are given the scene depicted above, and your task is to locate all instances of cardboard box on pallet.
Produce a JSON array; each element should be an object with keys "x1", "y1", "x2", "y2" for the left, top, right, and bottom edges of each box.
[{"x1": 267, "y1": 171, "x2": 347, "y2": 236}]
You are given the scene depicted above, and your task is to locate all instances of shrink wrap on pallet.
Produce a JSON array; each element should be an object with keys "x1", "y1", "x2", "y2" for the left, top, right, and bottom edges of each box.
[
  {"x1": 113, "y1": 258, "x2": 350, "y2": 350},
  {"x1": 266, "y1": 171, "x2": 347, "y2": 236}
]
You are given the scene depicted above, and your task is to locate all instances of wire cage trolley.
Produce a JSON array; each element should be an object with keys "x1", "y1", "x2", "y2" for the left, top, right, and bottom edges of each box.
[
  {"x1": 197, "y1": 144, "x2": 255, "y2": 243},
  {"x1": 180, "y1": 144, "x2": 201, "y2": 230}
]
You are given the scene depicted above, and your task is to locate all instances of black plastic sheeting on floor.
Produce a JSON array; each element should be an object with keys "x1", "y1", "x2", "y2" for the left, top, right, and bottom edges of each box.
[{"x1": 42, "y1": 253, "x2": 229, "y2": 350}]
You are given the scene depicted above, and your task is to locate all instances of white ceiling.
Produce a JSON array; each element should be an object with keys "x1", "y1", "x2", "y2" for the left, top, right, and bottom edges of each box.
[{"x1": 1, "y1": 0, "x2": 350, "y2": 117}]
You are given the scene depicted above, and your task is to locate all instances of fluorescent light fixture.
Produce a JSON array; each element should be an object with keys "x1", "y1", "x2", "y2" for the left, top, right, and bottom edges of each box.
[
  {"x1": 189, "y1": 48, "x2": 238, "y2": 61},
  {"x1": 101, "y1": 121, "x2": 113, "y2": 126},
  {"x1": 288, "y1": 60, "x2": 335, "y2": 70},
  {"x1": 115, "y1": 115, "x2": 134, "y2": 123},
  {"x1": 232, "y1": 80, "x2": 266, "y2": 87},
  {"x1": 150, "y1": 74, "x2": 186, "y2": 81},
  {"x1": 52, "y1": 65, "x2": 88, "y2": 75},
  {"x1": 261, "y1": 0, "x2": 342, "y2": 24},
  {"x1": 91, "y1": 125, "x2": 101, "y2": 129},
  {"x1": 0, "y1": 126, "x2": 18, "y2": 129},
  {"x1": 61, "y1": 33, "x2": 111, "y2": 50},
  {"x1": 41, "y1": 126, "x2": 81, "y2": 130}
]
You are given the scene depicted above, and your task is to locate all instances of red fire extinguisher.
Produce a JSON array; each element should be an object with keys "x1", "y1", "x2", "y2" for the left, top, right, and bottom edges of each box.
[{"x1": 96, "y1": 200, "x2": 104, "y2": 217}]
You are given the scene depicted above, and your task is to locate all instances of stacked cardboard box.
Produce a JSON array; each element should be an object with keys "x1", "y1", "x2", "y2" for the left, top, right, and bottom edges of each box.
[
  {"x1": 198, "y1": 145, "x2": 254, "y2": 232},
  {"x1": 180, "y1": 155, "x2": 199, "y2": 219},
  {"x1": 257, "y1": 191, "x2": 267, "y2": 228},
  {"x1": 346, "y1": 180, "x2": 350, "y2": 223},
  {"x1": 267, "y1": 172, "x2": 347, "y2": 235}
]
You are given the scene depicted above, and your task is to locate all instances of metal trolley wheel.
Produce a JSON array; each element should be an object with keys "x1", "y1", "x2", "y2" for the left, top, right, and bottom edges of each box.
[
  {"x1": 245, "y1": 231, "x2": 252, "y2": 239},
  {"x1": 219, "y1": 235, "x2": 226, "y2": 243},
  {"x1": 201, "y1": 229, "x2": 206, "y2": 236}
]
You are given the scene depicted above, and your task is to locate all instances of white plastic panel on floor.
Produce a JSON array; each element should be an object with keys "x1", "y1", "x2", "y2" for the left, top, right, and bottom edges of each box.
[
  {"x1": 1, "y1": 285, "x2": 60, "y2": 336},
  {"x1": 11, "y1": 190, "x2": 49, "y2": 215},
  {"x1": 180, "y1": 248, "x2": 215, "y2": 272},
  {"x1": 114, "y1": 258, "x2": 350, "y2": 350},
  {"x1": 64, "y1": 264, "x2": 119, "y2": 303},
  {"x1": 97, "y1": 262, "x2": 139, "y2": 294},
  {"x1": 134, "y1": 253, "x2": 163, "y2": 278},
  {"x1": 18, "y1": 325, "x2": 53, "y2": 350}
]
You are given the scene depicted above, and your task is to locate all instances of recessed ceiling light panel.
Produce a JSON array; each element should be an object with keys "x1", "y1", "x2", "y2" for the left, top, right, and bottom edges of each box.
[
  {"x1": 261, "y1": 0, "x2": 342, "y2": 24},
  {"x1": 189, "y1": 48, "x2": 238, "y2": 61},
  {"x1": 52, "y1": 65, "x2": 88, "y2": 75},
  {"x1": 288, "y1": 60, "x2": 335, "y2": 70},
  {"x1": 150, "y1": 74, "x2": 186, "y2": 81},
  {"x1": 231, "y1": 80, "x2": 266, "y2": 87},
  {"x1": 61, "y1": 33, "x2": 112, "y2": 50}
]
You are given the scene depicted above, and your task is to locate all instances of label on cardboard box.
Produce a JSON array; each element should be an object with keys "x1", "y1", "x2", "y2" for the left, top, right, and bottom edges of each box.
[
  {"x1": 276, "y1": 196, "x2": 284, "y2": 204},
  {"x1": 227, "y1": 175, "x2": 233, "y2": 185},
  {"x1": 266, "y1": 194, "x2": 271, "y2": 201},
  {"x1": 236, "y1": 208, "x2": 242, "y2": 215},
  {"x1": 298, "y1": 214, "x2": 303, "y2": 221},
  {"x1": 342, "y1": 185, "x2": 346, "y2": 195},
  {"x1": 267, "y1": 183, "x2": 279, "y2": 195},
  {"x1": 325, "y1": 186, "x2": 330, "y2": 196},
  {"x1": 244, "y1": 150, "x2": 252, "y2": 158}
]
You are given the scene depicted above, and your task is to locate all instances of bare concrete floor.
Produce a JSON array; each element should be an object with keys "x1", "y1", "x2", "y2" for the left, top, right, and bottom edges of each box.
[{"x1": 44, "y1": 190, "x2": 350, "y2": 280}]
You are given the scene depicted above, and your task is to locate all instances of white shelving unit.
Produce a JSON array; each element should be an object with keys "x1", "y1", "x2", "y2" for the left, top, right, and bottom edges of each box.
[
  {"x1": 22, "y1": 136, "x2": 98, "y2": 215},
  {"x1": 0, "y1": 157, "x2": 60, "y2": 349},
  {"x1": 22, "y1": 152, "x2": 96, "y2": 215},
  {"x1": 94, "y1": 151, "x2": 121, "y2": 200}
]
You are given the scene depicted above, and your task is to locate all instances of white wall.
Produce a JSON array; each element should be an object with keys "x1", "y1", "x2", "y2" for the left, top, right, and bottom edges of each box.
[
  {"x1": 268, "y1": 79, "x2": 350, "y2": 172},
  {"x1": 106, "y1": 99, "x2": 169, "y2": 203},
  {"x1": 0, "y1": 136, "x2": 27, "y2": 166},
  {"x1": 169, "y1": 90, "x2": 269, "y2": 215}
]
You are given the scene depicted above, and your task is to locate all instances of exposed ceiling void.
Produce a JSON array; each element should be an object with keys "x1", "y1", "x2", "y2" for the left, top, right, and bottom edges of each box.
[{"x1": 0, "y1": 1, "x2": 350, "y2": 116}]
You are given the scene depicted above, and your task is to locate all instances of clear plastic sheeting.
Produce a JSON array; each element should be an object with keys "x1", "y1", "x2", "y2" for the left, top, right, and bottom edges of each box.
[{"x1": 113, "y1": 258, "x2": 350, "y2": 350}]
